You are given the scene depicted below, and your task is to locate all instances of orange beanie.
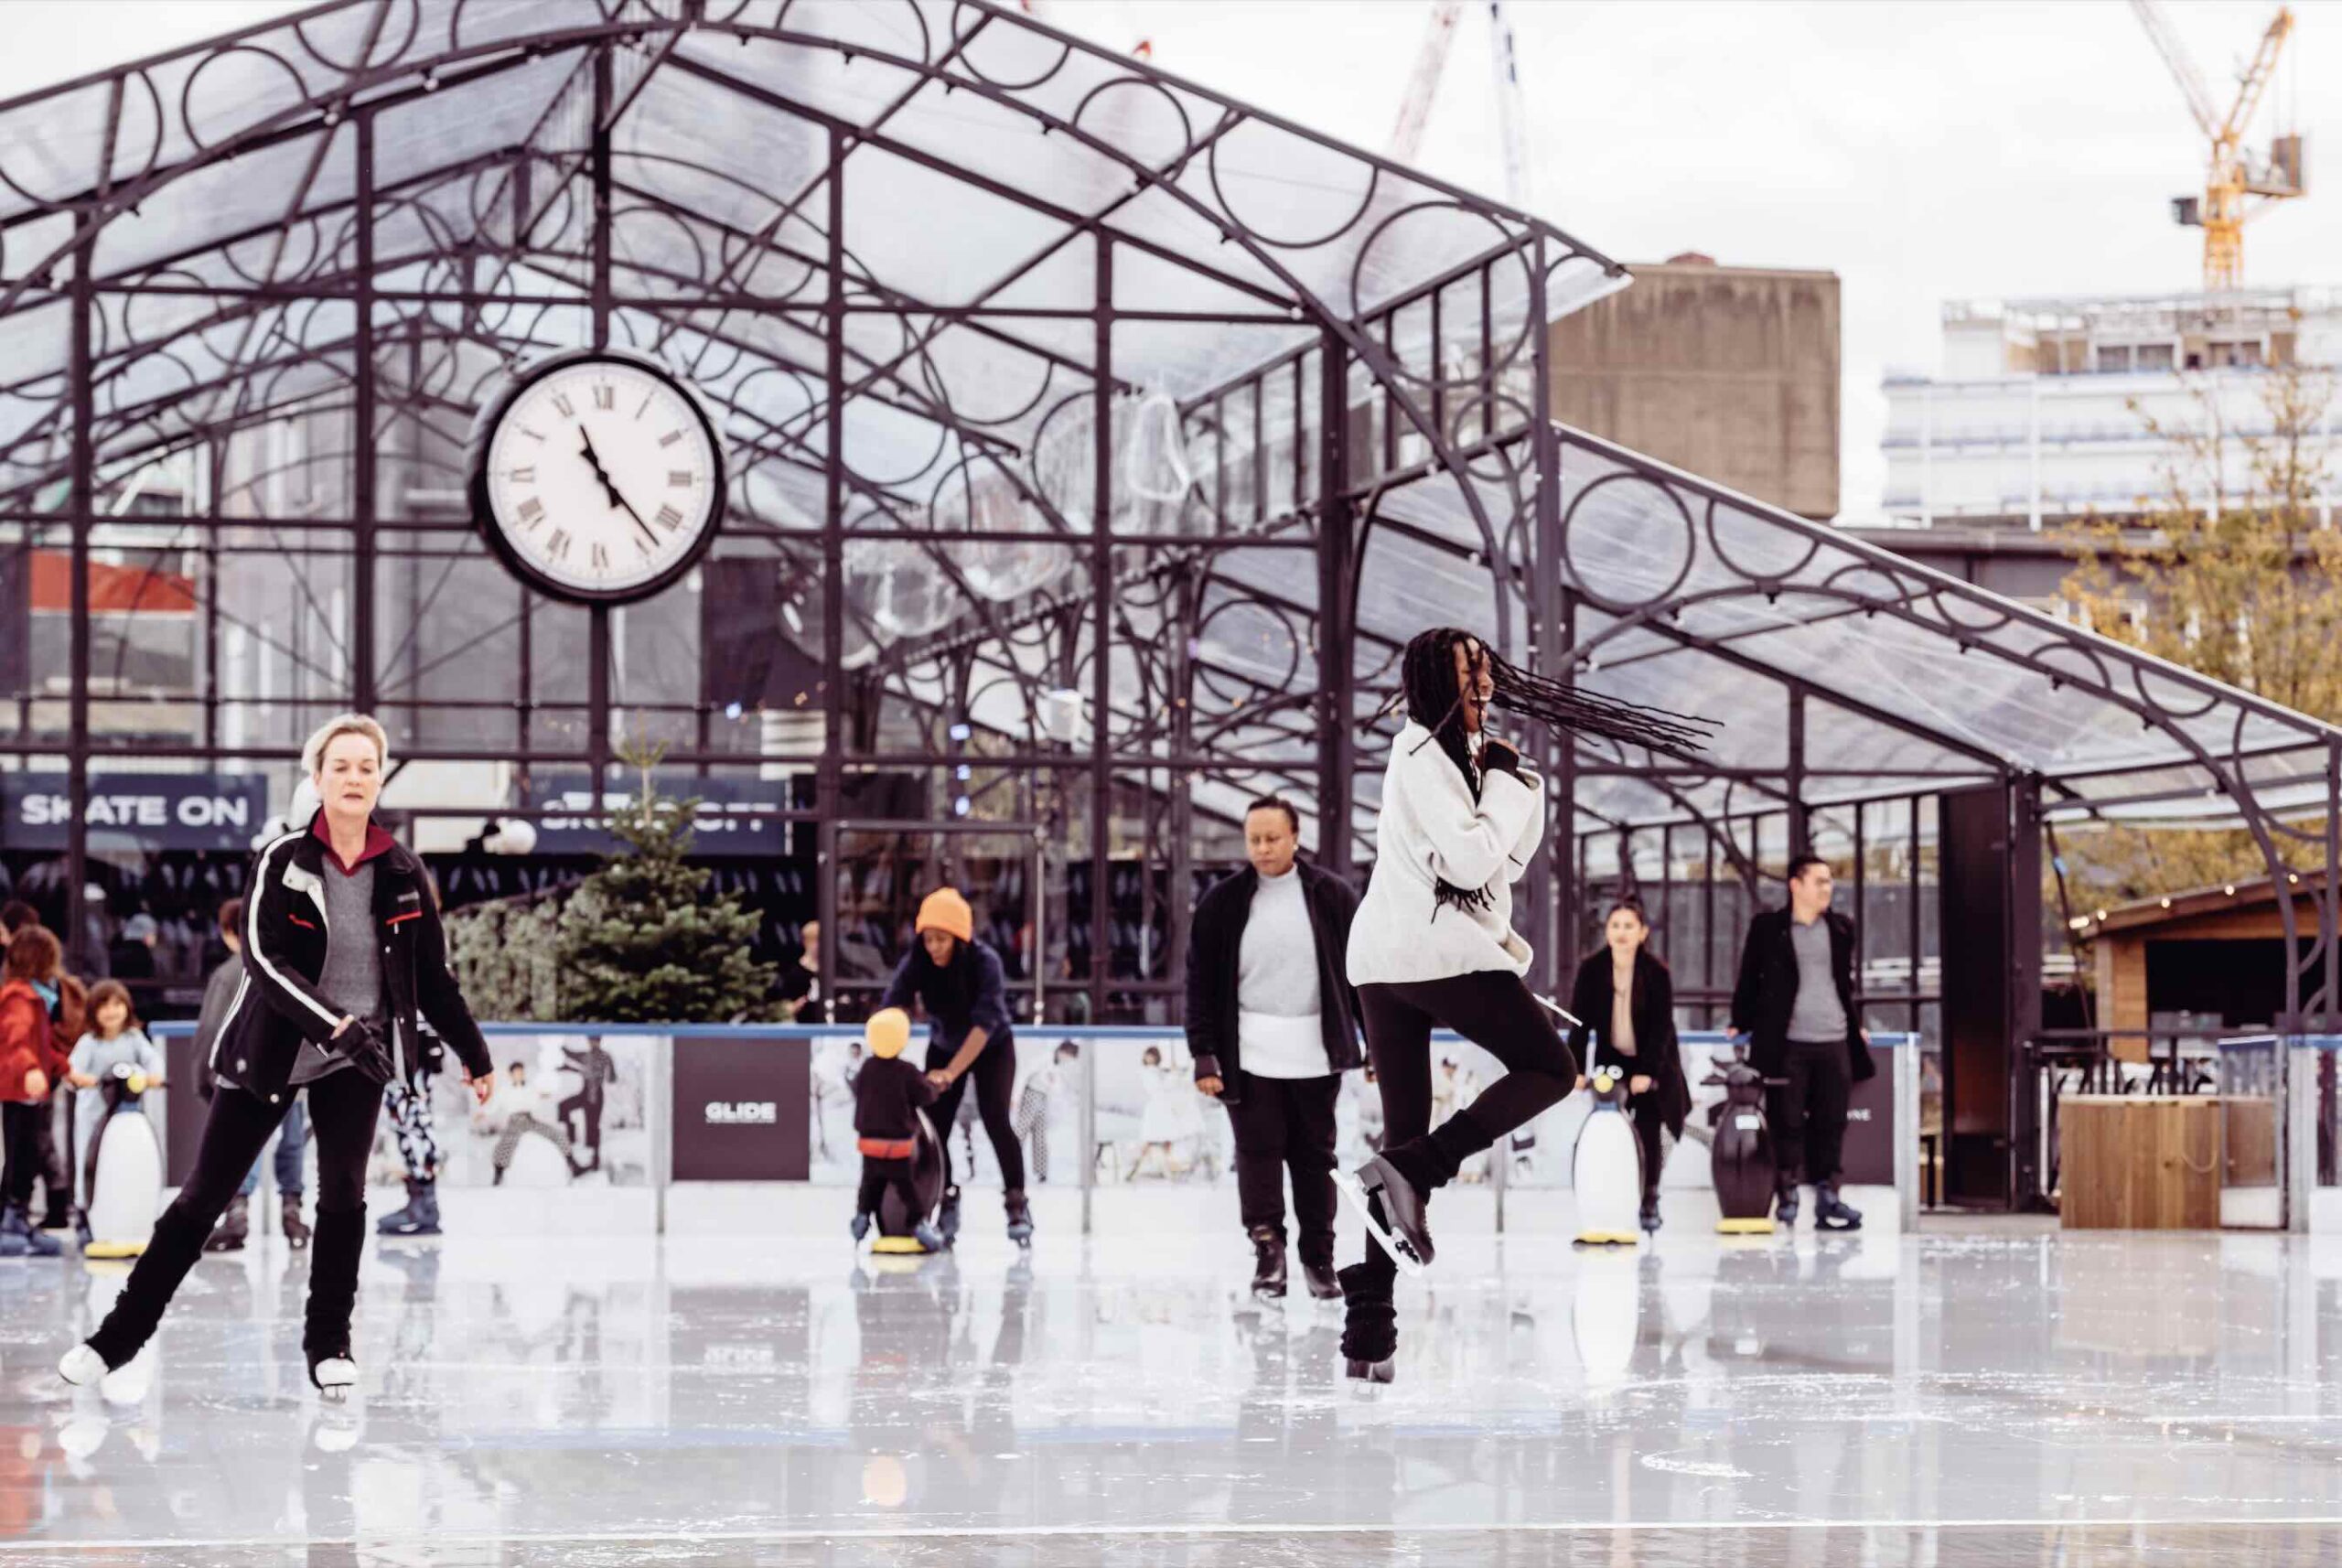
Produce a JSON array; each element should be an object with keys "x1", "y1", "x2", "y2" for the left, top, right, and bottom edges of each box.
[{"x1": 915, "y1": 886, "x2": 974, "y2": 945}]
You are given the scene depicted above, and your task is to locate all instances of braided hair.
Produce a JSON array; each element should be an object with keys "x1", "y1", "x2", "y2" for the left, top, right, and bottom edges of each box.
[
  {"x1": 1394, "y1": 627, "x2": 1714, "y2": 918},
  {"x1": 1399, "y1": 627, "x2": 1714, "y2": 777}
]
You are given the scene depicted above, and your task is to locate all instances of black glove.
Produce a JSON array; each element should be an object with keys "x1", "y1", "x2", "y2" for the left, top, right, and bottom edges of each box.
[
  {"x1": 1480, "y1": 738, "x2": 1523, "y2": 780},
  {"x1": 335, "y1": 1018, "x2": 396, "y2": 1089}
]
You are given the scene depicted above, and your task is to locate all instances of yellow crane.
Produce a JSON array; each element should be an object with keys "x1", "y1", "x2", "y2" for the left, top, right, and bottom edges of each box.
[{"x1": 2129, "y1": 2, "x2": 2306, "y2": 293}]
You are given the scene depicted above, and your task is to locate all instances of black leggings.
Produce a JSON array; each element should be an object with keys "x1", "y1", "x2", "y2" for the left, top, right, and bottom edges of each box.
[
  {"x1": 1354, "y1": 972, "x2": 1577, "y2": 1288},
  {"x1": 926, "y1": 1031, "x2": 1025, "y2": 1194},
  {"x1": 88, "y1": 1070, "x2": 383, "y2": 1367},
  {"x1": 856, "y1": 1155, "x2": 919, "y2": 1219}
]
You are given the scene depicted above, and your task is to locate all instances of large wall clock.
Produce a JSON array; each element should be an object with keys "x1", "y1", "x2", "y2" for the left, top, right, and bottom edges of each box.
[{"x1": 467, "y1": 348, "x2": 726, "y2": 606}]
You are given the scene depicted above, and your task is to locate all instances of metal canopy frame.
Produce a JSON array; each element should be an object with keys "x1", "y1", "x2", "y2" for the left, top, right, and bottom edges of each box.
[{"x1": 0, "y1": 0, "x2": 2332, "y2": 1079}]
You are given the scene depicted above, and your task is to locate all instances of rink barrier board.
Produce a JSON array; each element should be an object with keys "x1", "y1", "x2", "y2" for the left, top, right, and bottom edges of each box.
[{"x1": 152, "y1": 1023, "x2": 1922, "y2": 1234}]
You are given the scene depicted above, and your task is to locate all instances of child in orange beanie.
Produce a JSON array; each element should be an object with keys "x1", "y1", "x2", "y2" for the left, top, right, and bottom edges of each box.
[{"x1": 851, "y1": 1008, "x2": 943, "y2": 1251}]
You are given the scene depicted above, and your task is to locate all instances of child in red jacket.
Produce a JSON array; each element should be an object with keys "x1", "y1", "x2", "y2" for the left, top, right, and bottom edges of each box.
[{"x1": 0, "y1": 928, "x2": 70, "y2": 1258}]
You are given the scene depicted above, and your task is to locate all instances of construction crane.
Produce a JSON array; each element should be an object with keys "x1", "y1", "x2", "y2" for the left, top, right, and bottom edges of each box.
[
  {"x1": 1388, "y1": 2, "x2": 1464, "y2": 166},
  {"x1": 1386, "y1": 1, "x2": 1533, "y2": 209},
  {"x1": 2129, "y1": 1, "x2": 2305, "y2": 293}
]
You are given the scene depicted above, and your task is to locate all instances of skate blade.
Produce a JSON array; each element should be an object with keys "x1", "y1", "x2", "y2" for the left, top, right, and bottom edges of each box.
[
  {"x1": 1332, "y1": 1168, "x2": 1426, "y2": 1279},
  {"x1": 1817, "y1": 1217, "x2": 1863, "y2": 1231},
  {"x1": 1344, "y1": 1357, "x2": 1394, "y2": 1384}
]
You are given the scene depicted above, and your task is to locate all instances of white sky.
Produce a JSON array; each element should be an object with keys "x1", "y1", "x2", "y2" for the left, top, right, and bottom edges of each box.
[{"x1": 10, "y1": 0, "x2": 2341, "y2": 524}]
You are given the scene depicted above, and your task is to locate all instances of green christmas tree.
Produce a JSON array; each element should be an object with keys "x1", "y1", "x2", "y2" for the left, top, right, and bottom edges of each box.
[{"x1": 553, "y1": 746, "x2": 779, "y2": 1023}]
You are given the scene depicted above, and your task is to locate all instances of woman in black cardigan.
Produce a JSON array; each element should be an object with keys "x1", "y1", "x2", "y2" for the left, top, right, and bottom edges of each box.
[{"x1": 1566, "y1": 899, "x2": 1692, "y2": 1232}]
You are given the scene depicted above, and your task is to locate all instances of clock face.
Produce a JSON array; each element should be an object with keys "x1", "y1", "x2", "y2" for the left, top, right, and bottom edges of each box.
[{"x1": 470, "y1": 350, "x2": 725, "y2": 605}]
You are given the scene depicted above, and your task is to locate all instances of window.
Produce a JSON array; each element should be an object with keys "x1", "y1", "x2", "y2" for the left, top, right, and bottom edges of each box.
[{"x1": 2097, "y1": 346, "x2": 2133, "y2": 373}]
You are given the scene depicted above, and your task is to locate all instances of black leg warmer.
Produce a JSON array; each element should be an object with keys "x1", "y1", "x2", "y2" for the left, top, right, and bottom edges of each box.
[
  {"x1": 303, "y1": 1204, "x2": 367, "y2": 1359},
  {"x1": 1338, "y1": 1262, "x2": 1397, "y2": 1365},
  {"x1": 1380, "y1": 1107, "x2": 1494, "y2": 1195}
]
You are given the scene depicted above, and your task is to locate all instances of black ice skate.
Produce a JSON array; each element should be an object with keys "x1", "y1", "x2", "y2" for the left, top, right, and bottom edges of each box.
[
  {"x1": 1334, "y1": 1155, "x2": 1433, "y2": 1275},
  {"x1": 1639, "y1": 1192, "x2": 1663, "y2": 1234},
  {"x1": 1773, "y1": 1183, "x2": 1800, "y2": 1229},
  {"x1": 1301, "y1": 1259, "x2": 1342, "y2": 1301},
  {"x1": 1814, "y1": 1185, "x2": 1863, "y2": 1231},
  {"x1": 1249, "y1": 1226, "x2": 1287, "y2": 1299}
]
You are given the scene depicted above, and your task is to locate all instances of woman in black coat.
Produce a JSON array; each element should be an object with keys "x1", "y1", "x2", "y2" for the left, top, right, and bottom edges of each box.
[{"x1": 1566, "y1": 899, "x2": 1692, "y2": 1232}]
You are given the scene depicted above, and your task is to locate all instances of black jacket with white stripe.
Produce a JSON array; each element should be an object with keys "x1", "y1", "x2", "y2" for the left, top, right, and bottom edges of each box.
[{"x1": 209, "y1": 811, "x2": 491, "y2": 1104}]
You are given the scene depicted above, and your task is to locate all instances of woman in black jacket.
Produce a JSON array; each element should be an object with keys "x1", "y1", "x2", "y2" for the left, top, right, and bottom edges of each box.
[
  {"x1": 1566, "y1": 899, "x2": 1692, "y2": 1233},
  {"x1": 60, "y1": 715, "x2": 495, "y2": 1394},
  {"x1": 879, "y1": 886, "x2": 1028, "y2": 1245}
]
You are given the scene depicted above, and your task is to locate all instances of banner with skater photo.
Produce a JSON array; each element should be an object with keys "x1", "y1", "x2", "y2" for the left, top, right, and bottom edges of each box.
[{"x1": 369, "y1": 1031, "x2": 655, "y2": 1191}]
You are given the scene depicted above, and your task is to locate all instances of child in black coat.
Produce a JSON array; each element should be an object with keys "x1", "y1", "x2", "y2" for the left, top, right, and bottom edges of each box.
[{"x1": 851, "y1": 1008, "x2": 944, "y2": 1250}]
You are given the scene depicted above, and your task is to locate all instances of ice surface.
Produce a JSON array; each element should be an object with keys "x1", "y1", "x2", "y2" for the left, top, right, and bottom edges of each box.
[{"x1": 5, "y1": 1197, "x2": 2342, "y2": 1564}]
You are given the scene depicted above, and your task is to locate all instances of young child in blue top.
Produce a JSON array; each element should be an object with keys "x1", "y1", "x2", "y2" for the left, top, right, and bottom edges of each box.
[{"x1": 67, "y1": 980, "x2": 163, "y2": 1242}]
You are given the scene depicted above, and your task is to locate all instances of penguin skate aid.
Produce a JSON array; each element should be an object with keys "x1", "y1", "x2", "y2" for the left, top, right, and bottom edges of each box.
[
  {"x1": 876, "y1": 888, "x2": 1033, "y2": 1246},
  {"x1": 57, "y1": 714, "x2": 500, "y2": 1399},
  {"x1": 1335, "y1": 628, "x2": 1714, "y2": 1383},
  {"x1": 851, "y1": 1008, "x2": 948, "y2": 1254}
]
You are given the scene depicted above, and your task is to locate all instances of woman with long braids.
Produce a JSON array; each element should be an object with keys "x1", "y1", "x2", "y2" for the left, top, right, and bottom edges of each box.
[{"x1": 1337, "y1": 628, "x2": 1710, "y2": 1382}]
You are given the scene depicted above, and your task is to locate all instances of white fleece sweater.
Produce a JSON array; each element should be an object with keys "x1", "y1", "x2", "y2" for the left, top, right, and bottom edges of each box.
[{"x1": 1346, "y1": 722, "x2": 1546, "y2": 985}]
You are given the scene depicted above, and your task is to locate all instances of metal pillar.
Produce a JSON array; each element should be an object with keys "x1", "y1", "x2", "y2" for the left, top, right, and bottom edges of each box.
[
  {"x1": 1316, "y1": 336, "x2": 1355, "y2": 888},
  {"x1": 1089, "y1": 236, "x2": 1113, "y2": 1023},
  {"x1": 816, "y1": 131, "x2": 845, "y2": 1021},
  {"x1": 66, "y1": 230, "x2": 93, "y2": 972},
  {"x1": 352, "y1": 110, "x2": 377, "y2": 713},
  {"x1": 1529, "y1": 233, "x2": 1564, "y2": 993},
  {"x1": 587, "y1": 44, "x2": 614, "y2": 800}
]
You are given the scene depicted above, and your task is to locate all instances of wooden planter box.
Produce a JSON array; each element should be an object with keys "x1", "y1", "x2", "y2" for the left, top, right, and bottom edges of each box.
[{"x1": 2060, "y1": 1096, "x2": 2221, "y2": 1230}]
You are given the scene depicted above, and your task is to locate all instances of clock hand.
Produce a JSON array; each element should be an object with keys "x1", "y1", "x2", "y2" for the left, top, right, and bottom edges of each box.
[{"x1": 576, "y1": 425, "x2": 662, "y2": 551}]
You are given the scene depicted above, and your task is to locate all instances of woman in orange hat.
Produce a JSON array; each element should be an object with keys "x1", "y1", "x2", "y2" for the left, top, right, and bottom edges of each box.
[{"x1": 878, "y1": 887, "x2": 1029, "y2": 1245}]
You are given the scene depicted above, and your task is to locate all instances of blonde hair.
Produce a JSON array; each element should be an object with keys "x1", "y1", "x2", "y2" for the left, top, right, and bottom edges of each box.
[{"x1": 303, "y1": 713, "x2": 390, "y2": 779}]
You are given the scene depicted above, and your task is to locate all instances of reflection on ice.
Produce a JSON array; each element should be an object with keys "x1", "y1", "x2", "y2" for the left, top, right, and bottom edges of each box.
[{"x1": 7, "y1": 1221, "x2": 2342, "y2": 1563}]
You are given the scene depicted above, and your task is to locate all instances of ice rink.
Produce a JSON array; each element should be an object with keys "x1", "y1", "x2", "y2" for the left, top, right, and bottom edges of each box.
[{"x1": 4, "y1": 1189, "x2": 2341, "y2": 1564}]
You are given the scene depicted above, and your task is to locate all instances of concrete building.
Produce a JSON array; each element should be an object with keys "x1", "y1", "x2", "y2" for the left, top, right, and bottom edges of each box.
[
  {"x1": 1549, "y1": 254, "x2": 1840, "y2": 521},
  {"x1": 1880, "y1": 288, "x2": 2342, "y2": 533}
]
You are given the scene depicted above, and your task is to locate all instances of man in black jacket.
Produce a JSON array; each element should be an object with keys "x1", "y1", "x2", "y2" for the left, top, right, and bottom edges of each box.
[
  {"x1": 1186, "y1": 797, "x2": 1362, "y2": 1301},
  {"x1": 1727, "y1": 854, "x2": 1874, "y2": 1230}
]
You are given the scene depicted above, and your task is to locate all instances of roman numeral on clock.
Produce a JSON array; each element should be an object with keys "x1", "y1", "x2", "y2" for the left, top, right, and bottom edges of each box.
[
  {"x1": 654, "y1": 503, "x2": 684, "y2": 532},
  {"x1": 590, "y1": 542, "x2": 611, "y2": 571},
  {"x1": 669, "y1": 470, "x2": 693, "y2": 488},
  {"x1": 551, "y1": 392, "x2": 575, "y2": 417},
  {"x1": 659, "y1": 429, "x2": 683, "y2": 447},
  {"x1": 546, "y1": 529, "x2": 572, "y2": 562},
  {"x1": 515, "y1": 496, "x2": 544, "y2": 527},
  {"x1": 592, "y1": 383, "x2": 615, "y2": 411},
  {"x1": 510, "y1": 467, "x2": 535, "y2": 484}
]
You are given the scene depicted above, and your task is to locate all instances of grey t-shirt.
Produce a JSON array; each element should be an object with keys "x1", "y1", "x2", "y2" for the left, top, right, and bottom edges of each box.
[{"x1": 1785, "y1": 914, "x2": 1848, "y2": 1044}]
